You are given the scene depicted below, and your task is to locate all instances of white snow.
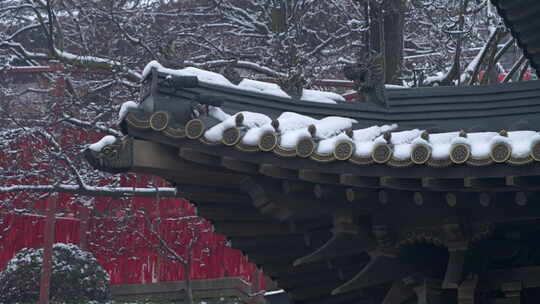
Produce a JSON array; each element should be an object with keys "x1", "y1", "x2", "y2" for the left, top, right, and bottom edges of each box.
[
  {"x1": 312, "y1": 117, "x2": 357, "y2": 139},
  {"x1": 88, "y1": 135, "x2": 116, "y2": 152},
  {"x1": 118, "y1": 101, "x2": 139, "y2": 121},
  {"x1": 508, "y1": 131, "x2": 540, "y2": 158},
  {"x1": 462, "y1": 132, "x2": 498, "y2": 158},
  {"x1": 384, "y1": 129, "x2": 423, "y2": 160},
  {"x1": 301, "y1": 89, "x2": 344, "y2": 104},
  {"x1": 276, "y1": 112, "x2": 319, "y2": 132},
  {"x1": 141, "y1": 61, "x2": 350, "y2": 104},
  {"x1": 208, "y1": 106, "x2": 231, "y2": 121},
  {"x1": 280, "y1": 128, "x2": 312, "y2": 149},
  {"x1": 352, "y1": 125, "x2": 398, "y2": 157},
  {"x1": 317, "y1": 133, "x2": 351, "y2": 154},
  {"x1": 142, "y1": 60, "x2": 235, "y2": 88},
  {"x1": 204, "y1": 111, "x2": 271, "y2": 142},
  {"x1": 238, "y1": 79, "x2": 290, "y2": 98},
  {"x1": 428, "y1": 132, "x2": 459, "y2": 159},
  {"x1": 242, "y1": 124, "x2": 275, "y2": 146}
]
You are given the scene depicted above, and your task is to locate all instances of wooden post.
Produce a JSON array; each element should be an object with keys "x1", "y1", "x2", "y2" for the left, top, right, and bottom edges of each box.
[
  {"x1": 39, "y1": 195, "x2": 57, "y2": 304},
  {"x1": 79, "y1": 207, "x2": 90, "y2": 251}
]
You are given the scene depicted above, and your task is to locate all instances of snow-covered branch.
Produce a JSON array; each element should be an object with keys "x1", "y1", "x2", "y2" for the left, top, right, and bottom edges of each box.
[{"x1": 0, "y1": 184, "x2": 178, "y2": 198}]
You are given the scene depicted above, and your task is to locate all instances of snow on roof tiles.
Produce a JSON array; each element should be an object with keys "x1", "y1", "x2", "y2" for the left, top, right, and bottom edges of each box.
[
  {"x1": 142, "y1": 61, "x2": 345, "y2": 104},
  {"x1": 115, "y1": 100, "x2": 540, "y2": 167}
]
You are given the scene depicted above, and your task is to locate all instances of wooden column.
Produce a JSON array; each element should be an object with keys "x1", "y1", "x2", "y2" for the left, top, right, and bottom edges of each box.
[{"x1": 39, "y1": 195, "x2": 57, "y2": 304}]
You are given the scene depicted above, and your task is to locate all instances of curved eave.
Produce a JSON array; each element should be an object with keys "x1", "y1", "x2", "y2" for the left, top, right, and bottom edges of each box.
[
  {"x1": 123, "y1": 120, "x2": 540, "y2": 186},
  {"x1": 491, "y1": 0, "x2": 540, "y2": 75}
]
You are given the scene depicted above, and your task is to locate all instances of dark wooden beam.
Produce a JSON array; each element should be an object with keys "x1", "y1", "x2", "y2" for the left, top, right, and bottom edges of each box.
[
  {"x1": 264, "y1": 254, "x2": 369, "y2": 278},
  {"x1": 179, "y1": 147, "x2": 221, "y2": 167},
  {"x1": 381, "y1": 280, "x2": 415, "y2": 304},
  {"x1": 231, "y1": 230, "x2": 332, "y2": 254},
  {"x1": 506, "y1": 176, "x2": 540, "y2": 187},
  {"x1": 221, "y1": 156, "x2": 259, "y2": 173},
  {"x1": 464, "y1": 177, "x2": 506, "y2": 189},
  {"x1": 278, "y1": 266, "x2": 358, "y2": 290},
  {"x1": 259, "y1": 164, "x2": 298, "y2": 180},
  {"x1": 413, "y1": 192, "x2": 446, "y2": 207},
  {"x1": 332, "y1": 255, "x2": 414, "y2": 294},
  {"x1": 314, "y1": 184, "x2": 347, "y2": 201},
  {"x1": 283, "y1": 180, "x2": 312, "y2": 195},
  {"x1": 259, "y1": 203, "x2": 295, "y2": 221},
  {"x1": 176, "y1": 185, "x2": 251, "y2": 204},
  {"x1": 422, "y1": 177, "x2": 464, "y2": 190},
  {"x1": 380, "y1": 177, "x2": 422, "y2": 191},
  {"x1": 131, "y1": 140, "x2": 244, "y2": 188},
  {"x1": 299, "y1": 169, "x2": 339, "y2": 184},
  {"x1": 378, "y1": 190, "x2": 413, "y2": 205},
  {"x1": 340, "y1": 174, "x2": 380, "y2": 188},
  {"x1": 345, "y1": 188, "x2": 378, "y2": 205},
  {"x1": 293, "y1": 230, "x2": 375, "y2": 266}
]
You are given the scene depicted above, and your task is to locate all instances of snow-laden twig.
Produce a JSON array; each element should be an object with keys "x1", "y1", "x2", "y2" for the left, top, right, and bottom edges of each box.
[{"x1": 0, "y1": 184, "x2": 178, "y2": 197}]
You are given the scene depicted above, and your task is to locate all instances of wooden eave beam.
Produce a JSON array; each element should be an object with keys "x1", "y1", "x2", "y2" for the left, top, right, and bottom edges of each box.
[
  {"x1": 422, "y1": 177, "x2": 464, "y2": 190},
  {"x1": 127, "y1": 130, "x2": 540, "y2": 180},
  {"x1": 293, "y1": 231, "x2": 375, "y2": 266},
  {"x1": 179, "y1": 147, "x2": 222, "y2": 167},
  {"x1": 131, "y1": 140, "x2": 245, "y2": 189},
  {"x1": 506, "y1": 175, "x2": 540, "y2": 187},
  {"x1": 221, "y1": 156, "x2": 259, "y2": 174},
  {"x1": 340, "y1": 174, "x2": 380, "y2": 188},
  {"x1": 278, "y1": 267, "x2": 360, "y2": 290},
  {"x1": 464, "y1": 177, "x2": 506, "y2": 189},
  {"x1": 299, "y1": 169, "x2": 339, "y2": 184},
  {"x1": 264, "y1": 254, "x2": 369, "y2": 278},
  {"x1": 176, "y1": 184, "x2": 251, "y2": 204},
  {"x1": 259, "y1": 164, "x2": 298, "y2": 180},
  {"x1": 380, "y1": 177, "x2": 422, "y2": 191},
  {"x1": 332, "y1": 255, "x2": 414, "y2": 294}
]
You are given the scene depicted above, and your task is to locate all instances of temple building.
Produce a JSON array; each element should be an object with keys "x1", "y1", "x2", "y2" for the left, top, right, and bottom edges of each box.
[{"x1": 86, "y1": 1, "x2": 540, "y2": 303}]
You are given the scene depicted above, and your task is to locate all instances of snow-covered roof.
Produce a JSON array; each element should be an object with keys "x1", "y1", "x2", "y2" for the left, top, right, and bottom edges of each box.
[
  {"x1": 142, "y1": 61, "x2": 344, "y2": 104},
  {"x1": 118, "y1": 100, "x2": 540, "y2": 167}
]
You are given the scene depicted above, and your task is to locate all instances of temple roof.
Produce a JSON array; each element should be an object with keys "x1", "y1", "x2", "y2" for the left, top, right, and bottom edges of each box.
[
  {"x1": 492, "y1": 0, "x2": 540, "y2": 74},
  {"x1": 86, "y1": 61, "x2": 540, "y2": 304}
]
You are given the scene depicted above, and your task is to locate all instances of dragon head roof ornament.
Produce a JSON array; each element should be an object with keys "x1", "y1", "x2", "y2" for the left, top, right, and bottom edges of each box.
[{"x1": 343, "y1": 52, "x2": 388, "y2": 108}]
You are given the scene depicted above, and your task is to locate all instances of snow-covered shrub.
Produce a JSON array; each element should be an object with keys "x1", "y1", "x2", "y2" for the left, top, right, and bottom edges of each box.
[{"x1": 0, "y1": 243, "x2": 110, "y2": 303}]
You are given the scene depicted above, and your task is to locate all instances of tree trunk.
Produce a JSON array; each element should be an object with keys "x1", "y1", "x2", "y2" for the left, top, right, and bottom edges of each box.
[
  {"x1": 184, "y1": 250, "x2": 194, "y2": 304},
  {"x1": 368, "y1": 0, "x2": 405, "y2": 84}
]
